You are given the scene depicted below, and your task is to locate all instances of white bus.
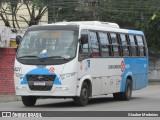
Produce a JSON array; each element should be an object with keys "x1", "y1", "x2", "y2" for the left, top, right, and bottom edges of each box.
[{"x1": 14, "y1": 21, "x2": 148, "y2": 106}]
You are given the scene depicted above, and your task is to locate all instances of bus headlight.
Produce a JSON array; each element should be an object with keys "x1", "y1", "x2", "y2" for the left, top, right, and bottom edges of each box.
[
  {"x1": 16, "y1": 85, "x2": 26, "y2": 90},
  {"x1": 55, "y1": 86, "x2": 69, "y2": 91},
  {"x1": 60, "y1": 72, "x2": 76, "y2": 80}
]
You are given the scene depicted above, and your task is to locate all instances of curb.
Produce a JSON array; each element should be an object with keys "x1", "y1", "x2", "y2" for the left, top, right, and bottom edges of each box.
[
  {"x1": 148, "y1": 79, "x2": 160, "y2": 85},
  {"x1": 0, "y1": 95, "x2": 21, "y2": 103},
  {"x1": 148, "y1": 81, "x2": 160, "y2": 85}
]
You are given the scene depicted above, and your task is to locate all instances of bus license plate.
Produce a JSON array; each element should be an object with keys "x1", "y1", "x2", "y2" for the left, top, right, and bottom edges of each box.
[{"x1": 34, "y1": 81, "x2": 45, "y2": 86}]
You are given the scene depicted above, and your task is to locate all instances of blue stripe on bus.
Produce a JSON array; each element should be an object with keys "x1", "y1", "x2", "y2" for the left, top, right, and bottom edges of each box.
[
  {"x1": 21, "y1": 68, "x2": 61, "y2": 85},
  {"x1": 120, "y1": 57, "x2": 148, "y2": 92},
  {"x1": 128, "y1": 30, "x2": 144, "y2": 35}
]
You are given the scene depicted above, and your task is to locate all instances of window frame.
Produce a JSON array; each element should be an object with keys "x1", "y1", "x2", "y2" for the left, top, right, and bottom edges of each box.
[
  {"x1": 89, "y1": 30, "x2": 101, "y2": 57},
  {"x1": 136, "y1": 35, "x2": 146, "y2": 57},
  {"x1": 119, "y1": 33, "x2": 130, "y2": 57},
  {"x1": 108, "y1": 32, "x2": 121, "y2": 57},
  {"x1": 79, "y1": 29, "x2": 147, "y2": 59},
  {"x1": 98, "y1": 31, "x2": 110, "y2": 57},
  {"x1": 78, "y1": 29, "x2": 90, "y2": 61},
  {"x1": 128, "y1": 34, "x2": 139, "y2": 57}
]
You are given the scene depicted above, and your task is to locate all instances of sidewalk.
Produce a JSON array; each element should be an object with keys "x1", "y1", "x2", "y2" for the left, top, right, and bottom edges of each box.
[
  {"x1": 0, "y1": 80, "x2": 159, "y2": 103},
  {"x1": 0, "y1": 95, "x2": 21, "y2": 103}
]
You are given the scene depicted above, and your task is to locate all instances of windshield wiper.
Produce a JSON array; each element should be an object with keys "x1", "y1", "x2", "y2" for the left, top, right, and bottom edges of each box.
[
  {"x1": 18, "y1": 55, "x2": 69, "y2": 61},
  {"x1": 17, "y1": 55, "x2": 45, "y2": 62},
  {"x1": 42, "y1": 56, "x2": 69, "y2": 61},
  {"x1": 18, "y1": 55, "x2": 40, "y2": 59}
]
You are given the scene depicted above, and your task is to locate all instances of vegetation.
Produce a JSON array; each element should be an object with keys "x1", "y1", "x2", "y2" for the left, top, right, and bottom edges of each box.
[
  {"x1": 0, "y1": 0, "x2": 160, "y2": 54},
  {"x1": 98, "y1": 0, "x2": 160, "y2": 54},
  {"x1": 0, "y1": 0, "x2": 49, "y2": 31}
]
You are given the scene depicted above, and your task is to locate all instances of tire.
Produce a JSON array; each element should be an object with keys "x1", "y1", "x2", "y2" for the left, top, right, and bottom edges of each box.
[
  {"x1": 74, "y1": 82, "x2": 89, "y2": 106},
  {"x1": 21, "y1": 96, "x2": 37, "y2": 106},
  {"x1": 113, "y1": 79, "x2": 132, "y2": 101},
  {"x1": 121, "y1": 79, "x2": 132, "y2": 100}
]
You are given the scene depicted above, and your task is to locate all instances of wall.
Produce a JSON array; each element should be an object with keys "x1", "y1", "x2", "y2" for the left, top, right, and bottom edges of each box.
[
  {"x1": 0, "y1": 48, "x2": 16, "y2": 95},
  {"x1": 149, "y1": 58, "x2": 160, "y2": 81}
]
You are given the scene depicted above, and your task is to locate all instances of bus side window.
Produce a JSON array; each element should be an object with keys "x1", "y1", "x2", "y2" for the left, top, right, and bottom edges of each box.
[
  {"x1": 110, "y1": 33, "x2": 120, "y2": 57},
  {"x1": 79, "y1": 30, "x2": 89, "y2": 58},
  {"x1": 98, "y1": 32, "x2": 110, "y2": 57},
  {"x1": 129, "y1": 35, "x2": 137, "y2": 56},
  {"x1": 142, "y1": 36, "x2": 147, "y2": 56},
  {"x1": 120, "y1": 34, "x2": 129, "y2": 56},
  {"x1": 136, "y1": 35, "x2": 145, "y2": 56},
  {"x1": 89, "y1": 31, "x2": 100, "y2": 57}
]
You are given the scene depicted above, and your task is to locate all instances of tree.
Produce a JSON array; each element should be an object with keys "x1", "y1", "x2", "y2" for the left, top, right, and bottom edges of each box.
[
  {"x1": 0, "y1": 0, "x2": 49, "y2": 31},
  {"x1": 47, "y1": 0, "x2": 79, "y2": 23},
  {"x1": 20, "y1": 0, "x2": 48, "y2": 26},
  {"x1": 47, "y1": 0, "x2": 99, "y2": 22},
  {"x1": 1, "y1": 0, "x2": 160, "y2": 54},
  {"x1": 75, "y1": 0, "x2": 99, "y2": 21},
  {"x1": 98, "y1": 0, "x2": 160, "y2": 54},
  {"x1": 0, "y1": 0, "x2": 22, "y2": 32}
]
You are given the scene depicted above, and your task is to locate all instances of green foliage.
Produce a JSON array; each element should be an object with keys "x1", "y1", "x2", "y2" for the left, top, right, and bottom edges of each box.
[
  {"x1": 98, "y1": 0, "x2": 160, "y2": 53},
  {"x1": 1, "y1": 0, "x2": 160, "y2": 53},
  {"x1": 0, "y1": 0, "x2": 20, "y2": 31}
]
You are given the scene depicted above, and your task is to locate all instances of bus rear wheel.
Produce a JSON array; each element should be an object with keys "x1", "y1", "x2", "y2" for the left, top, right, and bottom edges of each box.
[
  {"x1": 74, "y1": 82, "x2": 89, "y2": 106},
  {"x1": 113, "y1": 79, "x2": 132, "y2": 101},
  {"x1": 21, "y1": 96, "x2": 37, "y2": 106}
]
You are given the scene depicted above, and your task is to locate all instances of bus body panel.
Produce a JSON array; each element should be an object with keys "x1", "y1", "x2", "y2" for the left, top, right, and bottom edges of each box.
[
  {"x1": 120, "y1": 57, "x2": 148, "y2": 92},
  {"x1": 76, "y1": 74, "x2": 92, "y2": 96},
  {"x1": 14, "y1": 58, "x2": 79, "y2": 96},
  {"x1": 78, "y1": 58, "x2": 123, "y2": 95}
]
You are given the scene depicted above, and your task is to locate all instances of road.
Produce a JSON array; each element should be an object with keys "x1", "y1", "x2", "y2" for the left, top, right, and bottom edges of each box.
[{"x1": 0, "y1": 85, "x2": 159, "y2": 119}]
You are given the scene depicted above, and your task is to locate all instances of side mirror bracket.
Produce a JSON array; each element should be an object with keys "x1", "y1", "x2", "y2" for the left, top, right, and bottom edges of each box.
[
  {"x1": 79, "y1": 34, "x2": 88, "y2": 44},
  {"x1": 16, "y1": 35, "x2": 22, "y2": 45}
]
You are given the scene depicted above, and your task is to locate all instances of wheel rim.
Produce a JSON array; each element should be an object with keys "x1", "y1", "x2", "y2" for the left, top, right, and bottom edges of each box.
[
  {"x1": 127, "y1": 83, "x2": 132, "y2": 98},
  {"x1": 81, "y1": 88, "x2": 88, "y2": 102}
]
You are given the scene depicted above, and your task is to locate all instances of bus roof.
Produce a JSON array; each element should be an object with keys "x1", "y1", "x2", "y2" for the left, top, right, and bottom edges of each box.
[
  {"x1": 54, "y1": 21, "x2": 120, "y2": 29},
  {"x1": 54, "y1": 21, "x2": 144, "y2": 35},
  {"x1": 30, "y1": 21, "x2": 144, "y2": 35},
  {"x1": 128, "y1": 30, "x2": 144, "y2": 35}
]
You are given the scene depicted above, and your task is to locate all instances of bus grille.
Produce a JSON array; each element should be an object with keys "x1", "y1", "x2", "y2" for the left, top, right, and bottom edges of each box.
[{"x1": 26, "y1": 75, "x2": 56, "y2": 91}]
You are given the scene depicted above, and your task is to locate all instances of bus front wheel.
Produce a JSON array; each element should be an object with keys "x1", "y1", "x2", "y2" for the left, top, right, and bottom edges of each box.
[
  {"x1": 113, "y1": 79, "x2": 132, "y2": 101},
  {"x1": 74, "y1": 82, "x2": 89, "y2": 106},
  {"x1": 21, "y1": 96, "x2": 37, "y2": 106}
]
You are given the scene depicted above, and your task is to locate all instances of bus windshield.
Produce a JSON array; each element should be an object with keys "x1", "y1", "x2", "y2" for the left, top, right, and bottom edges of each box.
[{"x1": 17, "y1": 30, "x2": 78, "y2": 63}]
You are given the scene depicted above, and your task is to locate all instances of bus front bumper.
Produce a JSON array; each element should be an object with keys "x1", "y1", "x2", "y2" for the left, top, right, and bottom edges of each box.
[{"x1": 15, "y1": 85, "x2": 77, "y2": 97}]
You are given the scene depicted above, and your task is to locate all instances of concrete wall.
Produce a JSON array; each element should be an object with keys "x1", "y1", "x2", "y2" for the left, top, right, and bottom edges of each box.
[{"x1": 149, "y1": 58, "x2": 160, "y2": 81}]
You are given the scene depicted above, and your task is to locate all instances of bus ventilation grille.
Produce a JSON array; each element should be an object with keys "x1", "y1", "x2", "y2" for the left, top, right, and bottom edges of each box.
[{"x1": 26, "y1": 75, "x2": 56, "y2": 91}]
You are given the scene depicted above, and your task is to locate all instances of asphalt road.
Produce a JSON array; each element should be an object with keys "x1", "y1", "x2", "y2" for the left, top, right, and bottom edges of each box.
[{"x1": 0, "y1": 85, "x2": 159, "y2": 119}]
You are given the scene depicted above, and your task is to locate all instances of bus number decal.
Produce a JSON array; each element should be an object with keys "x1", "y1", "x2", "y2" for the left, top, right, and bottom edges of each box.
[{"x1": 108, "y1": 65, "x2": 121, "y2": 69}]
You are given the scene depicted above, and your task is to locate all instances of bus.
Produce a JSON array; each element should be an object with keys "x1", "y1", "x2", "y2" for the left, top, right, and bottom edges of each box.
[{"x1": 14, "y1": 21, "x2": 148, "y2": 106}]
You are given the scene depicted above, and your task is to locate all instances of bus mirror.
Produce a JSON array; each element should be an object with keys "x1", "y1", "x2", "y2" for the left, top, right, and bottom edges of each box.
[
  {"x1": 16, "y1": 35, "x2": 22, "y2": 45},
  {"x1": 80, "y1": 34, "x2": 88, "y2": 44}
]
